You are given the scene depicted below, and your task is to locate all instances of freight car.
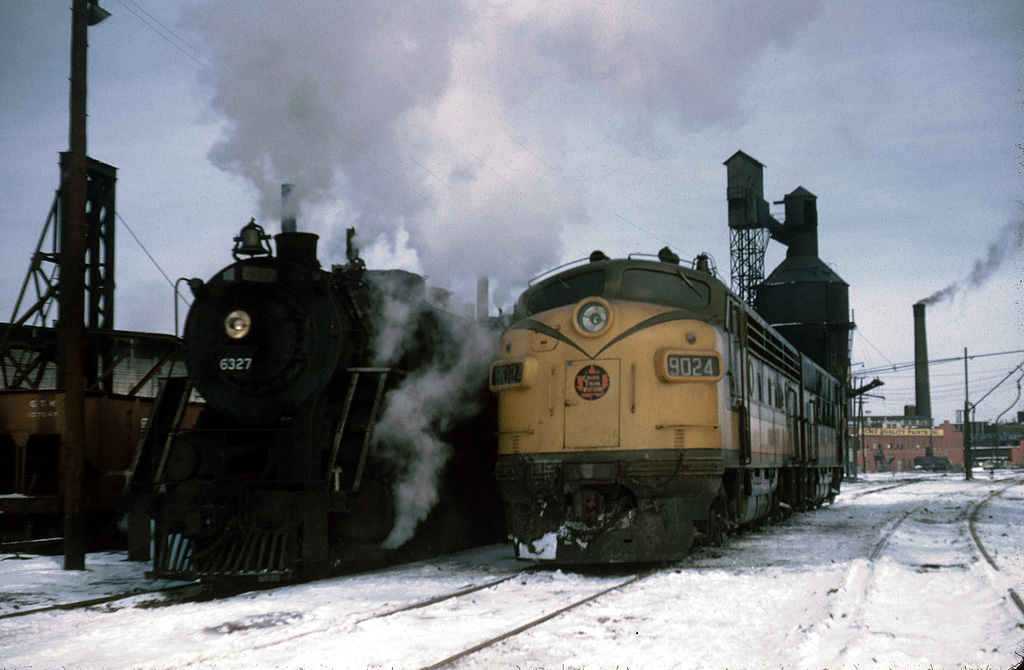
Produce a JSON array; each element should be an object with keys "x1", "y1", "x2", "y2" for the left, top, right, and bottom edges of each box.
[
  {"x1": 123, "y1": 221, "x2": 503, "y2": 582},
  {"x1": 489, "y1": 250, "x2": 844, "y2": 563}
]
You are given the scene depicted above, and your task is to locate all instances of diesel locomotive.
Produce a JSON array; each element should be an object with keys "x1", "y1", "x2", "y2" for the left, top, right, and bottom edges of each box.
[
  {"x1": 123, "y1": 221, "x2": 504, "y2": 582},
  {"x1": 489, "y1": 250, "x2": 845, "y2": 563}
]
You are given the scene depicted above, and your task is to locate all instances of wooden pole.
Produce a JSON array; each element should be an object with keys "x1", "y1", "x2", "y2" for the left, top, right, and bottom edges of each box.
[
  {"x1": 63, "y1": 0, "x2": 89, "y2": 570},
  {"x1": 964, "y1": 348, "x2": 972, "y2": 482}
]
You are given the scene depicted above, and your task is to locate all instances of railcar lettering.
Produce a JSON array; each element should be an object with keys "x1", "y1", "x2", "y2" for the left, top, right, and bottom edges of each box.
[
  {"x1": 666, "y1": 354, "x2": 719, "y2": 378},
  {"x1": 219, "y1": 356, "x2": 253, "y2": 371},
  {"x1": 491, "y1": 361, "x2": 524, "y2": 387}
]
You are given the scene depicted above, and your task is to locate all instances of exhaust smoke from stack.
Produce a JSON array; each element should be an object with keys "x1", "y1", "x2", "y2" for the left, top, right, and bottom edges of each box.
[
  {"x1": 186, "y1": 0, "x2": 820, "y2": 300},
  {"x1": 281, "y1": 183, "x2": 296, "y2": 233},
  {"x1": 919, "y1": 212, "x2": 1024, "y2": 306}
]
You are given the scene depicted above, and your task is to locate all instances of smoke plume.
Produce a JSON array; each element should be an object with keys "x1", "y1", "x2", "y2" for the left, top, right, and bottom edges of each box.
[
  {"x1": 919, "y1": 211, "x2": 1024, "y2": 305},
  {"x1": 187, "y1": 0, "x2": 818, "y2": 299},
  {"x1": 369, "y1": 307, "x2": 496, "y2": 549}
]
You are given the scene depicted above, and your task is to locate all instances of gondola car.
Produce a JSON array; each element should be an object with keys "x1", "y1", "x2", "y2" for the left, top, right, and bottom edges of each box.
[
  {"x1": 489, "y1": 250, "x2": 844, "y2": 563},
  {"x1": 123, "y1": 222, "x2": 504, "y2": 582}
]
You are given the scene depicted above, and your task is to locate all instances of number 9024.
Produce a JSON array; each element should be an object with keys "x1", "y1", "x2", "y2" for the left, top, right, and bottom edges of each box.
[{"x1": 666, "y1": 354, "x2": 719, "y2": 378}]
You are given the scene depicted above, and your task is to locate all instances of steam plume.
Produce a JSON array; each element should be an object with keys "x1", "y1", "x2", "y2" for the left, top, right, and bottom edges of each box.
[
  {"x1": 187, "y1": 0, "x2": 818, "y2": 298},
  {"x1": 370, "y1": 306, "x2": 496, "y2": 549},
  {"x1": 919, "y1": 211, "x2": 1024, "y2": 305}
]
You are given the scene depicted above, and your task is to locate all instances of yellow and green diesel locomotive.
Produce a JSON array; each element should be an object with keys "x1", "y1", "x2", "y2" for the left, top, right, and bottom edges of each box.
[{"x1": 489, "y1": 250, "x2": 844, "y2": 563}]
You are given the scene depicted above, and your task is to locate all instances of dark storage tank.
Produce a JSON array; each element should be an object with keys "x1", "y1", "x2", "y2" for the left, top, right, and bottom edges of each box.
[{"x1": 754, "y1": 187, "x2": 851, "y2": 382}]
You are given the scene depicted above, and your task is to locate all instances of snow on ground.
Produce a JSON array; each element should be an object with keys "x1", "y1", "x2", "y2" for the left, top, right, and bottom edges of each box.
[{"x1": 1, "y1": 470, "x2": 1022, "y2": 670}]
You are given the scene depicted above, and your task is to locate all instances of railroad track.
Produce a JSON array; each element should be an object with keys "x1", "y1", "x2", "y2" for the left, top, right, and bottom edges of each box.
[
  {"x1": 792, "y1": 477, "x2": 1024, "y2": 667},
  {"x1": 415, "y1": 569, "x2": 656, "y2": 670},
  {"x1": 0, "y1": 581, "x2": 208, "y2": 621},
  {"x1": 969, "y1": 483, "x2": 1024, "y2": 618},
  {"x1": 218, "y1": 568, "x2": 534, "y2": 660},
  {"x1": 853, "y1": 475, "x2": 1024, "y2": 619},
  {"x1": 171, "y1": 564, "x2": 660, "y2": 669},
  {"x1": 861, "y1": 477, "x2": 1024, "y2": 615},
  {"x1": 838, "y1": 476, "x2": 930, "y2": 502}
]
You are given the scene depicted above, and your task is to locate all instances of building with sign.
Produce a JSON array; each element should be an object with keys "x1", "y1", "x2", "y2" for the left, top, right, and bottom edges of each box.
[{"x1": 849, "y1": 414, "x2": 1024, "y2": 474}]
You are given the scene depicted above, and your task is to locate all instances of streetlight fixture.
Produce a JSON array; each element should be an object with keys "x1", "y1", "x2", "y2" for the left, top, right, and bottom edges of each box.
[{"x1": 87, "y1": 0, "x2": 112, "y2": 25}]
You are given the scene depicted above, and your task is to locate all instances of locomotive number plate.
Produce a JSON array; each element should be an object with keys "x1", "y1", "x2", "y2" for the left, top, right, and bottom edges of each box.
[
  {"x1": 665, "y1": 354, "x2": 720, "y2": 378},
  {"x1": 219, "y1": 356, "x2": 253, "y2": 371},
  {"x1": 490, "y1": 361, "x2": 524, "y2": 388}
]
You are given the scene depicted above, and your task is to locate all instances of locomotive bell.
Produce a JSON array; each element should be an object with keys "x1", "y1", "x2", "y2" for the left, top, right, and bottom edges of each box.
[{"x1": 233, "y1": 219, "x2": 272, "y2": 258}]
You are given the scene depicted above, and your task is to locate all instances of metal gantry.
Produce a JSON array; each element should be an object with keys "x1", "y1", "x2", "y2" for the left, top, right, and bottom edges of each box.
[
  {"x1": 1, "y1": 156, "x2": 117, "y2": 391},
  {"x1": 728, "y1": 225, "x2": 772, "y2": 305}
]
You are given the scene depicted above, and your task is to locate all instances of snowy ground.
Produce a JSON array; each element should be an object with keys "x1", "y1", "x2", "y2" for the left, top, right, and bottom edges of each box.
[{"x1": 1, "y1": 470, "x2": 1022, "y2": 670}]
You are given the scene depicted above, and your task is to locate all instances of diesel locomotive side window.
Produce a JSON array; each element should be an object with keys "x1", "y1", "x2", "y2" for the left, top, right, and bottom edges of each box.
[
  {"x1": 620, "y1": 270, "x2": 710, "y2": 308},
  {"x1": 527, "y1": 271, "x2": 605, "y2": 316}
]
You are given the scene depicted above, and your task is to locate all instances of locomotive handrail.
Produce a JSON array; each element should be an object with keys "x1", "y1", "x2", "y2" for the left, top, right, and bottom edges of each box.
[
  {"x1": 352, "y1": 371, "x2": 389, "y2": 493},
  {"x1": 326, "y1": 373, "x2": 361, "y2": 487},
  {"x1": 654, "y1": 422, "x2": 719, "y2": 429},
  {"x1": 527, "y1": 257, "x2": 591, "y2": 285}
]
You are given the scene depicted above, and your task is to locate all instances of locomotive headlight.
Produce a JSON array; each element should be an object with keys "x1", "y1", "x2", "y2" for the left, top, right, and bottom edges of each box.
[
  {"x1": 577, "y1": 301, "x2": 609, "y2": 334},
  {"x1": 224, "y1": 310, "x2": 252, "y2": 339}
]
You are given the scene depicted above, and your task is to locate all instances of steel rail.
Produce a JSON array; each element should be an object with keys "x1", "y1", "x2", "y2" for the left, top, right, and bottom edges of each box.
[
  {"x1": 0, "y1": 582, "x2": 205, "y2": 621},
  {"x1": 418, "y1": 569, "x2": 658, "y2": 670},
  {"x1": 968, "y1": 482, "x2": 1024, "y2": 618},
  {"x1": 226, "y1": 569, "x2": 537, "y2": 658}
]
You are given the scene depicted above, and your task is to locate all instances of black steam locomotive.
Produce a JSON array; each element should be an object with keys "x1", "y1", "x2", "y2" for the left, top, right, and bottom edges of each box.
[{"x1": 123, "y1": 221, "x2": 503, "y2": 582}]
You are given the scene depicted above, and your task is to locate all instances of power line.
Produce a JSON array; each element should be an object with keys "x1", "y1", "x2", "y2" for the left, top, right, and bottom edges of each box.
[
  {"x1": 860, "y1": 349, "x2": 1024, "y2": 375},
  {"x1": 116, "y1": 211, "x2": 194, "y2": 314},
  {"x1": 112, "y1": 0, "x2": 211, "y2": 69},
  {"x1": 115, "y1": 211, "x2": 175, "y2": 290}
]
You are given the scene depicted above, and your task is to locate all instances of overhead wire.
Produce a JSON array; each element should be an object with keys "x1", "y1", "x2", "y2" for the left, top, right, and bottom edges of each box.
[
  {"x1": 115, "y1": 212, "x2": 190, "y2": 308},
  {"x1": 112, "y1": 0, "x2": 211, "y2": 69},
  {"x1": 859, "y1": 348, "x2": 1024, "y2": 375}
]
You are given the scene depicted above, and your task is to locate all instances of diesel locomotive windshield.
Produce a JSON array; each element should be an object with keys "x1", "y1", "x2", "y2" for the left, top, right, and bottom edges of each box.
[
  {"x1": 620, "y1": 269, "x2": 709, "y2": 307},
  {"x1": 527, "y1": 271, "x2": 605, "y2": 315},
  {"x1": 525, "y1": 265, "x2": 710, "y2": 317}
]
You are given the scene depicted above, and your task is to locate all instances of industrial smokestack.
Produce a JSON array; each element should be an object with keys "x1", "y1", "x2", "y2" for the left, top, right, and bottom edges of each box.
[
  {"x1": 913, "y1": 301, "x2": 932, "y2": 420},
  {"x1": 476, "y1": 275, "x2": 489, "y2": 321},
  {"x1": 281, "y1": 183, "x2": 297, "y2": 233}
]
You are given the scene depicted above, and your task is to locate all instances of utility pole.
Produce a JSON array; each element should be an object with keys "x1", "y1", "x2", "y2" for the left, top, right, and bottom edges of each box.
[
  {"x1": 848, "y1": 377, "x2": 883, "y2": 477},
  {"x1": 63, "y1": 0, "x2": 110, "y2": 570},
  {"x1": 964, "y1": 348, "x2": 972, "y2": 481},
  {"x1": 63, "y1": 0, "x2": 90, "y2": 572}
]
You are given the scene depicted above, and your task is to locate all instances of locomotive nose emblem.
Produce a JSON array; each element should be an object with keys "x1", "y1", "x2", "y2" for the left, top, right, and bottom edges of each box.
[{"x1": 574, "y1": 364, "x2": 610, "y2": 400}]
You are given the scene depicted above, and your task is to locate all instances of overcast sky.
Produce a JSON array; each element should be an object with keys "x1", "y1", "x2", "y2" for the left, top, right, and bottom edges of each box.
[{"x1": 1, "y1": 0, "x2": 1021, "y2": 424}]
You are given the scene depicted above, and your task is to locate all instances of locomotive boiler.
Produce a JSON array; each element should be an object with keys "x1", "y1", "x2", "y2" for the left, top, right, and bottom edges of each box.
[
  {"x1": 489, "y1": 250, "x2": 845, "y2": 563},
  {"x1": 123, "y1": 221, "x2": 503, "y2": 582}
]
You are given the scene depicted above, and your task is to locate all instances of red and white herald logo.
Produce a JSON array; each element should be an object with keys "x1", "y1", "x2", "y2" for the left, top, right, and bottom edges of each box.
[{"x1": 574, "y1": 364, "x2": 610, "y2": 400}]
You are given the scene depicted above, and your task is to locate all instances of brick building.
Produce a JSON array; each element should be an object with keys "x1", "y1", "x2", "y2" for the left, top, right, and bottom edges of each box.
[{"x1": 850, "y1": 414, "x2": 1024, "y2": 474}]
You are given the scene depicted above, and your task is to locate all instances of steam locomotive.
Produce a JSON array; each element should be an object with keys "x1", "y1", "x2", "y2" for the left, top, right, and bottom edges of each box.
[
  {"x1": 489, "y1": 250, "x2": 846, "y2": 563},
  {"x1": 123, "y1": 221, "x2": 504, "y2": 582}
]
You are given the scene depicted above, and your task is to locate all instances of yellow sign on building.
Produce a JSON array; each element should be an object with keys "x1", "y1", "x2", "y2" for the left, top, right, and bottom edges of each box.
[{"x1": 857, "y1": 428, "x2": 944, "y2": 437}]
